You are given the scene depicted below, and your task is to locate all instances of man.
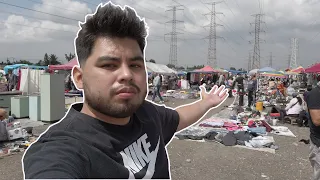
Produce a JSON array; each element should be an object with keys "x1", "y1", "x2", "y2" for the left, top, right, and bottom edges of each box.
[
  {"x1": 307, "y1": 81, "x2": 320, "y2": 180},
  {"x1": 0, "y1": 108, "x2": 9, "y2": 148},
  {"x1": 232, "y1": 74, "x2": 245, "y2": 106},
  {"x1": 297, "y1": 86, "x2": 312, "y2": 127},
  {"x1": 6, "y1": 69, "x2": 17, "y2": 91},
  {"x1": 218, "y1": 73, "x2": 225, "y2": 86},
  {"x1": 152, "y1": 73, "x2": 164, "y2": 103},
  {"x1": 247, "y1": 75, "x2": 257, "y2": 108},
  {"x1": 22, "y1": 3, "x2": 228, "y2": 179}
]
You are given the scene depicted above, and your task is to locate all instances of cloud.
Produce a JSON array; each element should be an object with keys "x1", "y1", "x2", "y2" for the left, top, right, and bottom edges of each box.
[
  {"x1": 0, "y1": 14, "x2": 78, "y2": 42},
  {"x1": 33, "y1": 0, "x2": 92, "y2": 23},
  {"x1": 0, "y1": 0, "x2": 319, "y2": 68}
]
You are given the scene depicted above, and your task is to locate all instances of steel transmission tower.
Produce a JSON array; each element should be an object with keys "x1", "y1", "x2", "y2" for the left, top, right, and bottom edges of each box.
[
  {"x1": 248, "y1": 51, "x2": 252, "y2": 71},
  {"x1": 249, "y1": 14, "x2": 265, "y2": 69},
  {"x1": 269, "y1": 52, "x2": 274, "y2": 68},
  {"x1": 287, "y1": 54, "x2": 291, "y2": 68},
  {"x1": 289, "y1": 38, "x2": 298, "y2": 69},
  {"x1": 165, "y1": 5, "x2": 184, "y2": 67},
  {"x1": 203, "y1": 2, "x2": 223, "y2": 68}
]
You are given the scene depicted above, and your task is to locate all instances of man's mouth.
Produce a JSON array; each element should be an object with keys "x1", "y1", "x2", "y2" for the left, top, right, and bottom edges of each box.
[{"x1": 115, "y1": 87, "x2": 138, "y2": 99}]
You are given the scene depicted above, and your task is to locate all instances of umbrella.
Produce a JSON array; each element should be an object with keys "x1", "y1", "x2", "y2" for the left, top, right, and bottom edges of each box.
[
  {"x1": 249, "y1": 69, "x2": 259, "y2": 75},
  {"x1": 258, "y1": 67, "x2": 276, "y2": 73}
]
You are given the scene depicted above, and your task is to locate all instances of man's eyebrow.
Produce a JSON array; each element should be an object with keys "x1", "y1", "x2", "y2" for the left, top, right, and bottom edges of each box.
[
  {"x1": 129, "y1": 56, "x2": 144, "y2": 61},
  {"x1": 97, "y1": 56, "x2": 120, "y2": 62},
  {"x1": 96, "y1": 56, "x2": 144, "y2": 62}
]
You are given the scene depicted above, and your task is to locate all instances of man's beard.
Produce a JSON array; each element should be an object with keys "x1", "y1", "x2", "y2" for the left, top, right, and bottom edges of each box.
[{"x1": 83, "y1": 82, "x2": 146, "y2": 118}]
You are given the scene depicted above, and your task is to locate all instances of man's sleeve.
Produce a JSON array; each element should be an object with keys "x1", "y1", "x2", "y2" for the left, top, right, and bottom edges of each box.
[
  {"x1": 23, "y1": 137, "x2": 89, "y2": 179},
  {"x1": 156, "y1": 105, "x2": 180, "y2": 145},
  {"x1": 307, "y1": 89, "x2": 320, "y2": 110}
]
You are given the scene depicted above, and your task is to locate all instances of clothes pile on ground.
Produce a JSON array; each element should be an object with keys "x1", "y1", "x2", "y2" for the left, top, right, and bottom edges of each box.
[
  {"x1": 175, "y1": 107, "x2": 296, "y2": 151},
  {"x1": 162, "y1": 90, "x2": 199, "y2": 99},
  {"x1": 0, "y1": 136, "x2": 37, "y2": 157}
]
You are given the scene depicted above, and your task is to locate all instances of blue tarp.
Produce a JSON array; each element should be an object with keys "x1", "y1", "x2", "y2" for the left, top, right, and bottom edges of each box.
[
  {"x1": 228, "y1": 70, "x2": 247, "y2": 74},
  {"x1": 4, "y1": 64, "x2": 47, "y2": 74},
  {"x1": 177, "y1": 71, "x2": 187, "y2": 75}
]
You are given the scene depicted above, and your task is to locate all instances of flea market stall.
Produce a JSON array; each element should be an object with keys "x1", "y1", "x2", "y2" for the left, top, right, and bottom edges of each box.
[
  {"x1": 48, "y1": 58, "x2": 82, "y2": 97},
  {"x1": 174, "y1": 67, "x2": 304, "y2": 153}
]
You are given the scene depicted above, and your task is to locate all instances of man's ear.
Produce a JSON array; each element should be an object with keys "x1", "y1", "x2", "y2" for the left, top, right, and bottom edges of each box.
[{"x1": 72, "y1": 65, "x2": 83, "y2": 90}]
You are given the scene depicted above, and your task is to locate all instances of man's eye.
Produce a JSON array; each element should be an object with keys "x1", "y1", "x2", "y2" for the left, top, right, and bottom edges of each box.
[
  {"x1": 131, "y1": 64, "x2": 142, "y2": 68},
  {"x1": 103, "y1": 64, "x2": 117, "y2": 68}
]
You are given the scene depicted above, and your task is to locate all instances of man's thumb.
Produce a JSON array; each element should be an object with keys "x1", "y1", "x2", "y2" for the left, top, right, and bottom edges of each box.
[{"x1": 199, "y1": 85, "x2": 207, "y2": 94}]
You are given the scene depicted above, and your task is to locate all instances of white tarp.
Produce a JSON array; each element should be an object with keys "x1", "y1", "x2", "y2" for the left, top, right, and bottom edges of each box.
[
  {"x1": 19, "y1": 69, "x2": 45, "y2": 95},
  {"x1": 146, "y1": 62, "x2": 177, "y2": 74}
]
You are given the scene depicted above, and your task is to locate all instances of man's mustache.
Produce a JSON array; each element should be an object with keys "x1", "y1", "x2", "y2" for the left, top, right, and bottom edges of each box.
[{"x1": 112, "y1": 82, "x2": 141, "y2": 94}]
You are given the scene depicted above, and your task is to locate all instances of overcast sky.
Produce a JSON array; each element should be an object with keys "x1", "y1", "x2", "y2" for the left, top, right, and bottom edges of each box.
[{"x1": 0, "y1": 0, "x2": 319, "y2": 70}]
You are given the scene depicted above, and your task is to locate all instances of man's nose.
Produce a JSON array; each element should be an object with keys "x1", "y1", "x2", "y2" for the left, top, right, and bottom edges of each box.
[{"x1": 117, "y1": 64, "x2": 133, "y2": 82}]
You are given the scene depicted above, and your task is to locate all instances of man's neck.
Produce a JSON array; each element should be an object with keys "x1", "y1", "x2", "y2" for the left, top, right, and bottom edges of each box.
[{"x1": 80, "y1": 102, "x2": 130, "y2": 126}]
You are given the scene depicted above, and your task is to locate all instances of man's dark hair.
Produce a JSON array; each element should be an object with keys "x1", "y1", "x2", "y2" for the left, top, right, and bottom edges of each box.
[{"x1": 75, "y1": 3, "x2": 148, "y2": 65}]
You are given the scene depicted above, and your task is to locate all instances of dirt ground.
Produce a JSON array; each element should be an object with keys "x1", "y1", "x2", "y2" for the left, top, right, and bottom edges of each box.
[{"x1": 0, "y1": 97, "x2": 313, "y2": 180}]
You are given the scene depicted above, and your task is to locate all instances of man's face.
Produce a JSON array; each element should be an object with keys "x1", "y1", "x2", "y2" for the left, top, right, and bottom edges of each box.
[{"x1": 74, "y1": 37, "x2": 147, "y2": 118}]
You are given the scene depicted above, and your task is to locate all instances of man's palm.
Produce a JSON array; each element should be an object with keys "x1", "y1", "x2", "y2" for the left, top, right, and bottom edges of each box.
[{"x1": 200, "y1": 85, "x2": 228, "y2": 108}]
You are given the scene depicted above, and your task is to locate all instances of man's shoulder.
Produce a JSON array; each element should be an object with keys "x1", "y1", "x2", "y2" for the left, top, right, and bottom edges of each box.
[
  {"x1": 308, "y1": 87, "x2": 320, "y2": 99},
  {"x1": 138, "y1": 100, "x2": 175, "y2": 117}
]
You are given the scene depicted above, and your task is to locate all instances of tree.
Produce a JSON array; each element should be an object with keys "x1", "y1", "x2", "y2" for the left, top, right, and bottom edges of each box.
[
  {"x1": 17, "y1": 60, "x2": 33, "y2": 65},
  {"x1": 35, "y1": 60, "x2": 44, "y2": 66},
  {"x1": 43, "y1": 53, "x2": 50, "y2": 66},
  {"x1": 167, "y1": 64, "x2": 175, "y2": 69},
  {"x1": 230, "y1": 67, "x2": 236, "y2": 70},
  {"x1": 49, "y1": 54, "x2": 61, "y2": 65},
  {"x1": 149, "y1": 59, "x2": 156, "y2": 63},
  {"x1": 6, "y1": 58, "x2": 12, "y2": 65},
  {"x1": 65, "y1": 53, "x2": 75, "y2": 62}
]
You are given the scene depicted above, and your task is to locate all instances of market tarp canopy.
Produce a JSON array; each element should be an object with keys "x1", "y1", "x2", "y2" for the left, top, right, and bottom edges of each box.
[
  {"x1": 260, "y1": 71, "x2": 286, "y2": 78},
  {"x1": 48, "y1": 58, "x2": 79, "y2": 70},
  {"x1": 291, "y1": 66, "x2": 305, "y2": 73},
  {"x1": 305, "y1": 63, "x2": 320, "y2": 73},
  {"x1": 258, "y1": 67, "x2": 276, "y2": 73},
  {"x1": 228, "y1": 69, "x2": 247, "y2": 74},
  {"x1": 4, "y1": 64, "x2": 47, "y2": 74},
  {"x1": 146, "y1": 62, "x2": 177, "y2": 74},
  {"x1": 192, "y1": 65, "x2": 220, "y2": 73},
  {"x1": 177, "y1": 71, "x2": 187, "y2": 75}
]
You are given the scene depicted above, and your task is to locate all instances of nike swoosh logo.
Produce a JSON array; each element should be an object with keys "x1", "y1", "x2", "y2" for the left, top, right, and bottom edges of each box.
[{"x1": 126, "y1": 137, "x2": 160, "y2": 179}]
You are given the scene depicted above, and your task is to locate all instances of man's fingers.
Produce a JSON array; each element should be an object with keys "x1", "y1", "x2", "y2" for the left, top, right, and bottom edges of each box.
[
  {"x1": 199, "y1": 85, "x2": 206, "y2": 93},
  {"x1": 214, "y1": 85, "x2": 226, "y2": 95},
  {"x1": 220, "y1": 89, "x2": 229, "y2": 98},
  {"x1": 209, "y1": 85, "x2": 218, "y2": 94}
]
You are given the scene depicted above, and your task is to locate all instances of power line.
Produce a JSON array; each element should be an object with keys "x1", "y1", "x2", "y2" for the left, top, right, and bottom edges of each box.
[
  {"x1": 222, "y1": 0, "x2": 235, "y2": 17},
  {"x1": 0, "y1": 21, "x2": 77, "y2": 33},
  {"x1": 0, "y1": 10, "x2": 79, "y2": 27},
  {"x1": 203, "y1": 1, "x2": 224, "y2": 68},
  {"x1": 0, "y1": 1, "x2": 80, "y2": 22},
  {"x1": 26, "y1": 0, "x2": 87, "y2": 15}
]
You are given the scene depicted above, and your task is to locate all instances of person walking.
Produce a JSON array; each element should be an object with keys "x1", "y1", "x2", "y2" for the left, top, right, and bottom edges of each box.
[
  {"x1": 247, "y1": 75, "x2": 257, "y2": 108},
  {"x1": 306, "y1": 82, "x2": 320, "y2": 180},
  {"x1": 152, "y1": 74, "x2": 164, "y2": 103}
]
